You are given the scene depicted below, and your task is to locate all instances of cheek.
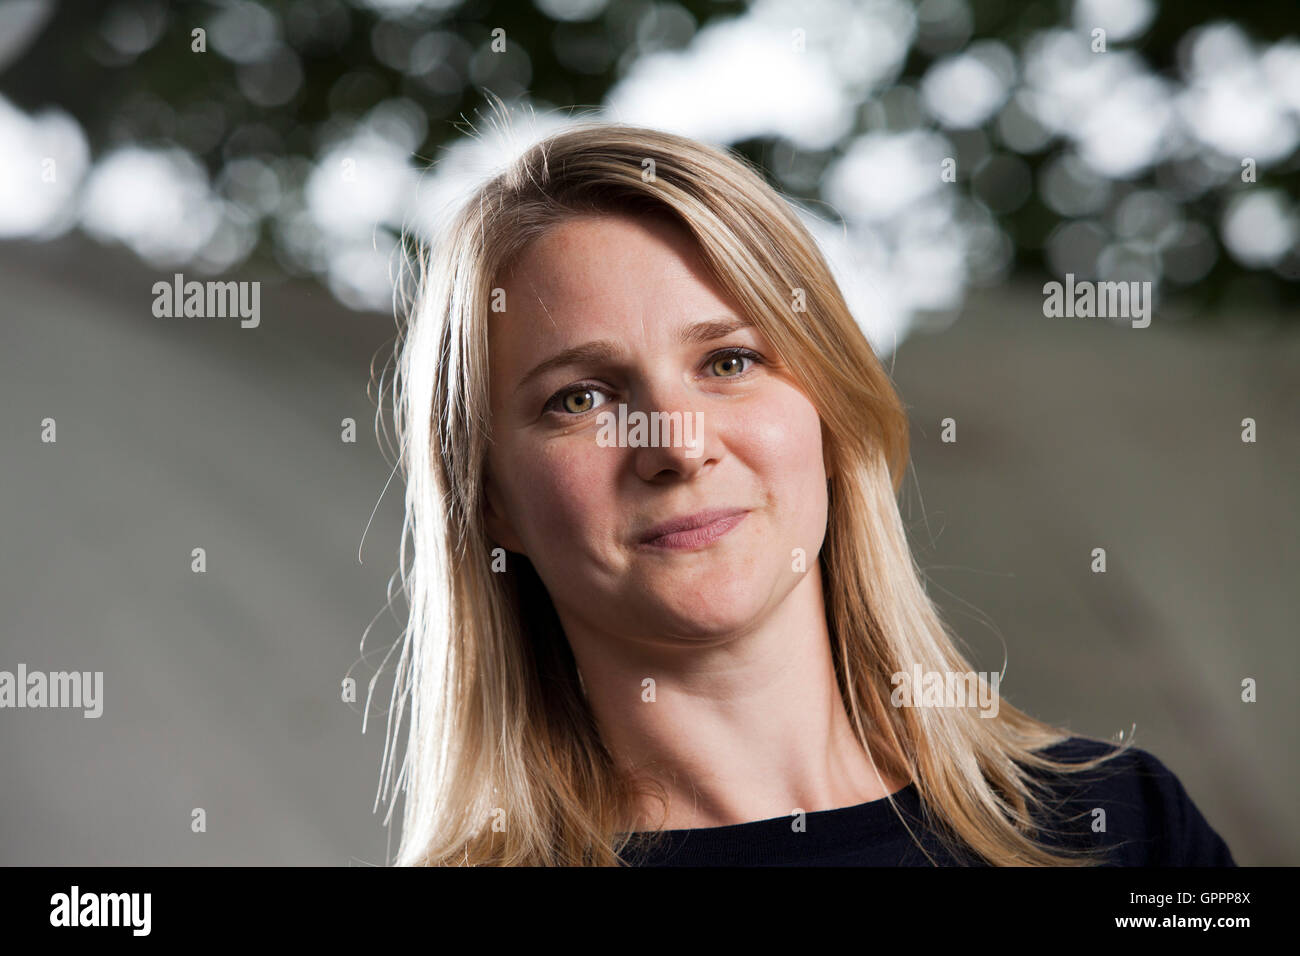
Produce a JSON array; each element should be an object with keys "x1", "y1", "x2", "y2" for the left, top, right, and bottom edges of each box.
[
  {"x1": 503, "y1": 436, "x2": 620, "y2": 549},
  {"x1": 729, "y1": 386, "x2": 828, "y2": 545},
  {"x1": 734, "y1": 386, "x2": 826, "y2": 486}
]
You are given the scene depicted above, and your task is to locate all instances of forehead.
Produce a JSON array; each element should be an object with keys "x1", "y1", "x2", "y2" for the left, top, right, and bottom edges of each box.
[{"x1": 495, "y1": 213, "x2": 725, "y2": 323}]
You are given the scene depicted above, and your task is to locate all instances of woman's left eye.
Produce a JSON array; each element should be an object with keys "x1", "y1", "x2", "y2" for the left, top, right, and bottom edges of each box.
[{"x1": 707, "y1": 347, "x2": 761, "y2": 377}]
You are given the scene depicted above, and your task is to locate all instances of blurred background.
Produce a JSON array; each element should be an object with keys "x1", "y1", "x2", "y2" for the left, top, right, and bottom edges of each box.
[{"x1": 0, "y1": 0, "x2": 1295, "y2": 865}]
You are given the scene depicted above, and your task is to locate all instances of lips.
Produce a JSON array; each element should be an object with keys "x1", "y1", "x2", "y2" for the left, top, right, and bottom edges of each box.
[{"x1": 638, "y1": 507, "x2": 749, "y2": 546}]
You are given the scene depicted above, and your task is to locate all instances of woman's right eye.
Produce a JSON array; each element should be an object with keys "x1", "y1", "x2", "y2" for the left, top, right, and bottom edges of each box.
[{"x1": 545, "y1": 385, "x2": 612, "y2": 416}]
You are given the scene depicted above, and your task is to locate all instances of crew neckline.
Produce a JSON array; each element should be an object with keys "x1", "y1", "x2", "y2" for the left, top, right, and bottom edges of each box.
[
  {"x1": 619, "y1": 780, "x2": 921, "y2": 846},
  {"x1": 615, "y1": 737, "x2": 1239, "y2": 867}
]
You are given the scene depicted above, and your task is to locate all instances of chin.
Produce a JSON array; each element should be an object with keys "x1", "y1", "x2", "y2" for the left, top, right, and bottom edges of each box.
[
  {"x1": 639, "y1": 580, "x2": 765, "y2": 635},
  {"x1": 652, "y1": 609, "x2": 759, "y2": 642},
  {"x1": 638, "y1": 553, "x2": 749, "y2": 587}
]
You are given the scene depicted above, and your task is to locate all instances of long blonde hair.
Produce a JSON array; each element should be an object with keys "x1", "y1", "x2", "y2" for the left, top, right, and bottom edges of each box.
[{"x1": 372, "y1": 119, "x2": 1133, "y2": 866}]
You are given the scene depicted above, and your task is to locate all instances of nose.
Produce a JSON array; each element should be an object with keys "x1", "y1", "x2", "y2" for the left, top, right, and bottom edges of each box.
[{"x1": 624, "y1": 377, "x2": 716, "y2": 482}]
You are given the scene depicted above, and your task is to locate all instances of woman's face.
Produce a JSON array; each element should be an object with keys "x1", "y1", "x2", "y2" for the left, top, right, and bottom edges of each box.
[{"x1": 483, "y1": 212, "x2": 830, "y2": 644}]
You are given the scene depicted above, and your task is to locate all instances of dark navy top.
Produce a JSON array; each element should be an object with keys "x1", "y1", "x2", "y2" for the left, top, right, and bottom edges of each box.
[{"x1": 619, "y1": 737, "x2": 1237, "y2": 866}]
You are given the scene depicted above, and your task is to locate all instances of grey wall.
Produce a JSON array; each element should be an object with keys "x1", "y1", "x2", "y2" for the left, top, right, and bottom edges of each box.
[
  {"x1": 892, "y1": 286, "x2": 1298, "y2": 865},
  {"x1": 1, "y1": 235, "x2": 404, "y2": 865}
]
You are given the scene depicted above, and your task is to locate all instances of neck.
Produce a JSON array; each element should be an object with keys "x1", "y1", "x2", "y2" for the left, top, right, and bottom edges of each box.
[{"x1": 558, "y1": 562, "x2": 909, "y2": 832}]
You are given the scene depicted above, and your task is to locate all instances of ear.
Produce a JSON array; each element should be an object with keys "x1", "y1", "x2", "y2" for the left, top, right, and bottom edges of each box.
[{"x1": 482, "y1": 468, "x2": 526, "y2": 555}]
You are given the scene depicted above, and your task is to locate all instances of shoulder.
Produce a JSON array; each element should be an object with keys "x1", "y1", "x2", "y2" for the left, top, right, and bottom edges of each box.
[{"x1": 1028, "y1": 736, "x2": 1237, "y2": 866}]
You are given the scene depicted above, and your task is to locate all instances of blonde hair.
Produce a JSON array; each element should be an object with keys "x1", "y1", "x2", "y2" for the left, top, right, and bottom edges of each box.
[{"x1": 371, "y1": 118, "x2": 1134, "y2": 866}]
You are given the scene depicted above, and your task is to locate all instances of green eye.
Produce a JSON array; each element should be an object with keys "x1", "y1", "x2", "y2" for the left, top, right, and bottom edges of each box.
[
  {"x1": 547, "y1": 385, "x2": 610, "y2": 416},
  {"x1": 711, "y1": 354, "x2": 749, "y2": 376},
  {"x1": 708, "y1": 347, "x2": 760, "y2": 377},
  {"x1": 562, "y1": 389, "x2": 597, "y2": 414}
]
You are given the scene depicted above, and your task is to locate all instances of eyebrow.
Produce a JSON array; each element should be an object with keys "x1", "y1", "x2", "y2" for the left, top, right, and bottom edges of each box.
[{"x1": 513, "y1": 317, "x2": 753, "y2": 394}]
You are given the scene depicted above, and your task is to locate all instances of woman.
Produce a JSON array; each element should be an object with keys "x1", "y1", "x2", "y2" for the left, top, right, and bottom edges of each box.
[{"x1": 371, "y1": 121, "x2": 1235, "y2": 867}]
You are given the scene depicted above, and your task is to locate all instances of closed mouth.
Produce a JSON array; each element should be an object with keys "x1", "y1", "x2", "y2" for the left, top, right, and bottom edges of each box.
[{"x1": 638, "y1": 508, "x2": 749, "y2": 549}]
